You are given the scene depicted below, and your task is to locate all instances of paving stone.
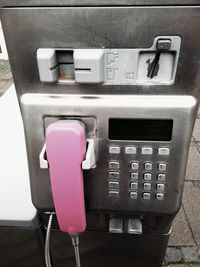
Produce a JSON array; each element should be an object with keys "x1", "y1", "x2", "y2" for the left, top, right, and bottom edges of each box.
[
  {"x1": 181, "y1": 247, "x2": 199, "y2": 263},
  {"x1": 169, "y1": 207, "x2": 195, "y2": 246},
  {"x1": 193, "y1": 119, "x2": 200, "y2": 142},
  {"x1": 185, "y1": 144, "x2": 200, "y2": 180},
  {"x1": 165, "y1": 247, "x2": 182, "y2": 263},
  {"x1": 182, "y1": 187, "x2": 200, "y2": 246}
]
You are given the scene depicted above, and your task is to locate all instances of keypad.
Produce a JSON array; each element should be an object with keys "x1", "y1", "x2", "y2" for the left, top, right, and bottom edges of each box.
[{"x1": 108, "y1": 145, "x2": 169, "y2": 201}]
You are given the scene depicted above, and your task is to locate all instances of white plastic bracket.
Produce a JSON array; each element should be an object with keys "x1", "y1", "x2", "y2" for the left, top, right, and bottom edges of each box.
[
  {"x1": 39, "y1": 139, "x2": 96, "y2": 170},
  {"x1": 82, "y1": 139, "x2": 96, "y2": 170},
  {"x1": 39, "y1": 144, "x2": 48, "y2": 169}
]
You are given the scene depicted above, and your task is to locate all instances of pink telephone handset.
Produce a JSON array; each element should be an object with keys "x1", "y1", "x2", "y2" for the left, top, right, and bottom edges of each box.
[{"x1": 45, "y1": 121, "x2": 87, "y2": 235}]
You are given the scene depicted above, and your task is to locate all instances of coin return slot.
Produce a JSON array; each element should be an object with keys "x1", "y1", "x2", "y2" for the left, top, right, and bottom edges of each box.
[{"x1": 137, "y1": 51, "x2": 175, "y2": 83}]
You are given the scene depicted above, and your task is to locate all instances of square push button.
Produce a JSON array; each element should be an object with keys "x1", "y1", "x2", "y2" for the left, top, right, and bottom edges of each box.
[
  {"x1": 109, "y1": 161, "x2": 120, "y2": 169},
  {"x1": 108, "y1": 181, "x2": 119, "y2": 189},
  {"x1": 125, "y1": 146, "x2": 136, "y2": 154},
  {"x1": 130, "y1": 192, "x2": 138, "y2": 199},
  {"x1": 157, "y1": 173, "x2": 166, "y2": 182},
  {"x1": 142, "y1": 147, "x2": 153, "y2": 155},
  {"x1": 109, "y1": 171, "x2": 119, "y2": 179},
  {"x1": 143, "y1": 193, "x2": 151, "y2": 200},
  {"x1": 158, "y1": 148, "x2": 170, "y2": 156},
  {"x1": 109, "y1": 146, "x2": 121, "y2": 154},
  {"x1": 144, "y1": 162, "x2": 153, "y2": 171},
  {"x1": 156, "y1": 193, "x2": 164, "y2": 200},
  {"x1": 144, "y1": 183, "x2": 151, "y2": 191},
  {"x1": 131, "y1": 173, "x2": 139, "y2": 180},
  {"x1": 158, "y1": 163, "x2": 167, "y2": 171},
  {"x1": 131, "y1": 162, "x2": 139, "y2": 170},
  {"x1": 130, "y1": 182, "x2": 138, "y2": 190},
  {"x1": 157, "y1": 183, "x2": 165, "y2": 192},
  {"x1": 144, "y1": 173, "x2": 152, "y2": 181}
]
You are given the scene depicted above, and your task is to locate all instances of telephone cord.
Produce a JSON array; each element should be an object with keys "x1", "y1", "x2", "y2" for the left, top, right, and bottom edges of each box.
[{"x1": 45, "y1": 213, "x2": 82, "y2": 267}]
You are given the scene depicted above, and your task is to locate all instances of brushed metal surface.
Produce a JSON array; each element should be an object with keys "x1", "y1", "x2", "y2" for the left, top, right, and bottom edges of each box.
[
  {"x1": 1, "y1": 5, "x2": 200, "y2": 218},
  {"x1": 0, "y1": 0, "x2": 200, "y2": 7},
  {"x1": 1, "y1": 7, "x2": 200, "y2": 97},
  {"x1": 20, "y1": 94, "x2": 196, "y2": 215}
]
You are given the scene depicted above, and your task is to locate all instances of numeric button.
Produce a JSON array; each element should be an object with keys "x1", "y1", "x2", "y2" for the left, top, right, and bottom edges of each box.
[
  {"x1": 144, "y1": 183, "x2": 151, "y2": 191},
  {"x1": 130, "y1": 192, "x2": 138, "y2": 199},
  {"x1": 144, "y1": 162, "x2": 153, "y2": 171},
  {"x1": 143, "y1": 193, "x2": 151, "y2": 200},
  {"x1": 130, "y1": 172, "x2": 139, "y2": 180},
  {"x1": 109, "y1": 171, "x2": 119, "y2": 179},
  {"x1": 158, "y1": 163, "x2": 167, "y2": 171},
  {"x1": 108, "y1": 181, "x2": 119, "y2": 189},
  {"x1": 144, "y1": 173, "x2": 152, "y2": 181},
  {"x1": 109, "y1": 161, "x2": 120, "y2": 169},
  {"x1": 157, "y1": 183, "x2": 165, "y2": 192},
  {"x1": 156, "y1": 193, "x2": 164, "y2": 200},
  {"x1": 130, "y1": 182, "x2": 138, "y2": 190},
  {"x1": 157, "y1": 173, "x2": 166, "y2": 182},
  {"x1": 131, "y1": 162, "x2": 139, "y2": 170}
]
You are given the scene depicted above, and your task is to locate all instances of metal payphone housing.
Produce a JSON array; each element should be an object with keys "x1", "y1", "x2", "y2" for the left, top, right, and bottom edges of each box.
[{"x1": 1, "y1": 1, "x2": 200, "y2": 266}]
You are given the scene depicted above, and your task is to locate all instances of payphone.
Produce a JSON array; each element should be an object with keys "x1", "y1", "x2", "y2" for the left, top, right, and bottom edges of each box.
[{"x1": 1, "y1": 1, "x2": 200, "y2": 267}]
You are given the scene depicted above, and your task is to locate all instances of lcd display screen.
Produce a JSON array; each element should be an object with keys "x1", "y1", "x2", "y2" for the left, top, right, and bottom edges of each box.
[{"x1": 109, "y1": 119, "x2": 173, "y2": 141}]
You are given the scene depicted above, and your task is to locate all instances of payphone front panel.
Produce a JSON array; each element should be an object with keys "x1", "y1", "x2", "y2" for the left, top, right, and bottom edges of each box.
[
  {"x1": 1, "y1": 3, "x2": 200, "y2": 225},
  {"x1": 1, "y1": 3, "x2": 200, "y2": 267},
  {"x1": 21, "y1": 93, "x2": 196, "y2": 216}
]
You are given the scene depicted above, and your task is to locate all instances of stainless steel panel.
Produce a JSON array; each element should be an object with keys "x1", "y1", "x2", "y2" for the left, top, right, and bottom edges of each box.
[
  {"x1": 20, "y1": 94, "x2": 196, "y2": 215},
  {"x1": 1, "y1": 7, "x2": 200, "y2": 97},
  {"x1": 0, "y1": 0, "x2": 200, "y2": 7},
  {"x1": 1, "y1": 5, "x2": 199, "y2": 219}
]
